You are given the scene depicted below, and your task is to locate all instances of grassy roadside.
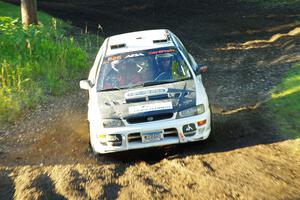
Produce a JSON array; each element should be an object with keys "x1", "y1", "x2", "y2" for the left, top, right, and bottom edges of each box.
[
  {"x1": 267, "y1": 63, "x2": 300, "y2": 138},
  {"x1": 0, "y1": 1, "x2": 102, "y2": 124}
]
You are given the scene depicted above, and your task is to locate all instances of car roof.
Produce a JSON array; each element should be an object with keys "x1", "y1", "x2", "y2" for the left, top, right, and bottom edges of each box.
[{"x1": 106, "y1": 29, "x2": 175, "y2": 56}]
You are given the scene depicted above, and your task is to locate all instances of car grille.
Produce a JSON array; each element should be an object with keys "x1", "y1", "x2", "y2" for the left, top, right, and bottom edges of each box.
[
  {"x1": 126, "y1": 113, "x2": 173, "y2": 124},
  {"x1": 128, "y1": 128, "x2": 178, "y2": 143}
]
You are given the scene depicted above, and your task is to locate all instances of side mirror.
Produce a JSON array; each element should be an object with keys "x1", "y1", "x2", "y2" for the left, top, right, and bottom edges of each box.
[
  {"x1": 80, "y1": 80, "x2": 92, "y2": 90},
  {"x1": 197, "y1": 65, "x2": 208, "y2": 74}
]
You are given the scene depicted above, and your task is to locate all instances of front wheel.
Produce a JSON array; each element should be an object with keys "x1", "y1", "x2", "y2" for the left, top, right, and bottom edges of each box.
[
  {"x1": 89, "y1": 141, "x2": 99, "y2": 156},
  {"x1": 88, "y1": 123, "x2": 99, "y2": 156},
  {"x1": 207, "y1": 104, "x2": 215, "y2": 142}
]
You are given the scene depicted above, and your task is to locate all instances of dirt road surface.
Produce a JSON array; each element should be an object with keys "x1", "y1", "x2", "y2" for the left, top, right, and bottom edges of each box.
[{"x1": 1, "y1": 1, "x2": 300, "y2": 199}]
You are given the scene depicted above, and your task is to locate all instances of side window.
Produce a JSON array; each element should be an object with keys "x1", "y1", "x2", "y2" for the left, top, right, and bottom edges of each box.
[
  {"x1": 88, "y1": 50, "x2": 102, "y2": 84},
  {"x1": 189, "y1": 53, "x2": 198, "y2": 72},
  {"x1": 89, "y1": 39, "x2": 107, "y2": 85},
  {"x1": 171, "y1": 53, "x2": 187, "y2": 79},
  {"x1": 173, "y1": 36, "x2": 193, "y2": 66}
]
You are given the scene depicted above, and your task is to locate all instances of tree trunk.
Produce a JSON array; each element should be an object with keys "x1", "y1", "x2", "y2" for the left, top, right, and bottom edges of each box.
[{"x1": 21, "y1": 0, "x2": 38, "y2": 26}]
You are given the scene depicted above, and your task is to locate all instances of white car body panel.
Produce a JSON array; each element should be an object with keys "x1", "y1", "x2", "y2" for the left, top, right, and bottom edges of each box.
[{"x1": 82, "y1": 29, "x2": 211, "y2": 154}]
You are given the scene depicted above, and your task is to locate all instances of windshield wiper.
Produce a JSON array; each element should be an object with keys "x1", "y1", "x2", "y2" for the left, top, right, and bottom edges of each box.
[
  {"x1": 142, "y1": 80, "x2": 176, "y2": 87},
  {"x1": 112, "y1": 81, "x2": 176, "y2": 90},
  {"x1": 98, "y1": 80, "x2": 181, "y2": 92},
  {"x1": 98, "y1": 87, "x2": 121, "y2": 92}
]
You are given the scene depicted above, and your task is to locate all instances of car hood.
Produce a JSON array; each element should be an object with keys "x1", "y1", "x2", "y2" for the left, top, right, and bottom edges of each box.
[{"x1": 97, "y1": 79, "x2": 196, "y2": 119}]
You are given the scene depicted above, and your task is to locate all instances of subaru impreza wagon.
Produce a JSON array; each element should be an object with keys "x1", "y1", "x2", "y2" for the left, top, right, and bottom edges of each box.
[{"x1": 80, "y1": 29, "x2": 211, "y2": 154}]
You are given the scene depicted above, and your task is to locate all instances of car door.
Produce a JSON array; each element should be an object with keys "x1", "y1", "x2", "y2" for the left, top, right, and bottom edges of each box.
[{"x1": 87, "y1": 40, "x2": 107, "y2": 121}]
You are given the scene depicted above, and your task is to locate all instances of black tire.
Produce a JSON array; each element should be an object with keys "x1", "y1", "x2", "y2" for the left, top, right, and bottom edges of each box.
[
  {"x1": 207, "y1": 104, "x2": 215, "y2": 142},
  {"x1": 88, "y1": 123, "x2": 99, "y2": 156},
  {"x1": 89, "y1": 141, "x2": 99, "y2": 156}
]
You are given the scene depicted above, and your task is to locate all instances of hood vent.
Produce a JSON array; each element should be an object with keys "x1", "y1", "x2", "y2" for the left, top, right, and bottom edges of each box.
[
  {"x1": 153, "y1": 39, "x2": 169, "y2": 43},
  {"x1": 110, "y1": 43, "x2": 126, "y2": 49}
]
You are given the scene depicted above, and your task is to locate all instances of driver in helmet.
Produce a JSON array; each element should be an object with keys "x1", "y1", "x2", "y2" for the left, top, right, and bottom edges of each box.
[
  {"x1": 155, "y1": 53, "x2": 174, "y2": 81},
  {"x1": 155, "y1": 52, "x2": 190, "y2": 81},
  {"x1": 124, "y1": 59, "x2": 142, "y2": 85},
  {"x1": 103, "y1": 59, "x2": 141, "y2": 89}
]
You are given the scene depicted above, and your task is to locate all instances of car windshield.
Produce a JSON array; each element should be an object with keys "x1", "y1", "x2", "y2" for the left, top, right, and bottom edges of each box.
[{"x1": 97, "y1": 47, "x2": 192, "y2": 91}]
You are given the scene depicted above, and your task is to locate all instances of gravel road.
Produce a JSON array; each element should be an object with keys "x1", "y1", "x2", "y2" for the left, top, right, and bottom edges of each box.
[{"x1": 1, "y1": 1, "x2": 300, "y2": 199}]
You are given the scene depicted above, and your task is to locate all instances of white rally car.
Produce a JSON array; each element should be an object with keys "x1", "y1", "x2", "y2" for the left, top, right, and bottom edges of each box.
[{"x1": 80, "y1": 29, "x2": 211, "y2": 154}]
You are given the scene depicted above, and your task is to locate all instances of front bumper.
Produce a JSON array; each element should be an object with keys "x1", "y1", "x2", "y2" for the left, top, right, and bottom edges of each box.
[{"x1": 90, "y1": 111, "x2": 211, "y2": 154}]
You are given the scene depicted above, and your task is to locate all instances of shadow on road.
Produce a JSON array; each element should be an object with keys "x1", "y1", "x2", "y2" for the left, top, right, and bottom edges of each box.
[
  {"x1": 0, "y1": 0, "x2": 298, "y2": 167},
  {"x1": 99, "y1": 106, "x2": 285, "y2": 165},
  {"x1": 0, "y1": 170, "x2": 15, "y2": 200},
  {"x1": 31, "y1": 174, "x2": 67, "y2": 200}
]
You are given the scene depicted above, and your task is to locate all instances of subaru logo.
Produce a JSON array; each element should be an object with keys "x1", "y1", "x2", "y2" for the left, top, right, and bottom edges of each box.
[{"x1": 147, "y1": 116, "x2": 154, "y2": 121}]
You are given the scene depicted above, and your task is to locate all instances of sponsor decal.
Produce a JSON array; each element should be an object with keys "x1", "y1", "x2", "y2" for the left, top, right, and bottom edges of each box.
[
  {"x1": 107, "y1": 55, "x2": 122, "y2": 62},
  {"x1": 128, "y1": 102, "x2": 173, "y2": 114},
  {"x1": 125, "y1": 53, "x2": 144, "y2": 58},
  {"x1": 148, "y1": 48, "x2": 175, "y2": 55},
  {"x1": 183, "y1": 123, "x2": 196, "y2": 133},
  {"x1": 104, "y1": 48, "x2": 176, "y2": 64},
  {"x1": 125, "y1": 88, "x2": 168, "y2": 99}
]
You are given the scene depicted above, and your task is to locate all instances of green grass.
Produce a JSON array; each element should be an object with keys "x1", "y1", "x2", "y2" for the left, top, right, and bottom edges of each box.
[
  {"x1": 267, "y1": 63, "x2": 300, "y2": 138},
  {"x1": 0, "y1": 1, "x2": 103, "y2": 124}
]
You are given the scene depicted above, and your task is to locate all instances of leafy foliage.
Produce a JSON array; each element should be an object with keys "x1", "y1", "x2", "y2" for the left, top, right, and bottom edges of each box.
[
  {"x1": 268, "y1": 63, "x2": 300, "y2": 138},
  {"x1": 0, "y1": 5, "x2": 88, "y2": 123}
]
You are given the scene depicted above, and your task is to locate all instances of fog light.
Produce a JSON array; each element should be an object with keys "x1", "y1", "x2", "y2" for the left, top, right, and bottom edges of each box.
[
  {"x1": 107, "y1": 134, "x2": 122, "y2": 146},
  {"x1": 106, "y1": 134, "x2": 121, "y2": 142},
  {"x1": 98, "y1": 134, "x2": 122, "y2": 146},
  {"x1": 98, "y1": 134, "x2": 106, "y2": 139},
  {"x1": 98, "y1": 134, "x2": 107, "y2": 145},
  {"x1": 197, "y1": 120, "x2": 206, "y2": 126}
]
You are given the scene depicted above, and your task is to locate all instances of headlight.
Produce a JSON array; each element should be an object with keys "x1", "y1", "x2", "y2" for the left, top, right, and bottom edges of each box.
[
  {"x1": 177, "y1": 104, "x2": 205, "y2": 118},
  {"x1": 102, "y1": 119, "x2": 124, "y2": 128}
]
